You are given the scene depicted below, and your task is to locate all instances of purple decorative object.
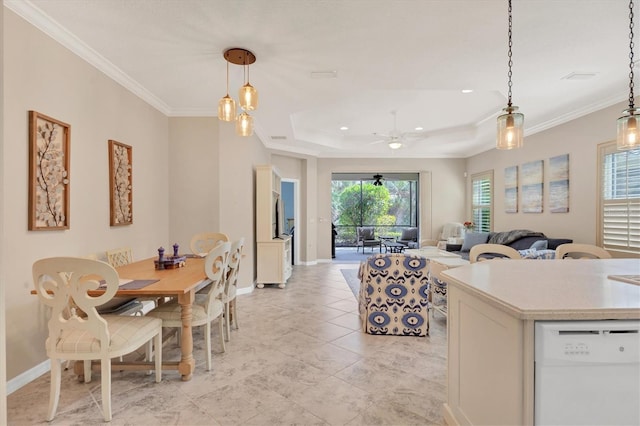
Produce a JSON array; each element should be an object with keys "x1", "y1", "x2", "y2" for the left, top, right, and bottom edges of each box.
[
  {"x1": 173, "y1": 243, "x2": 179, "y2": 257},
  {"x1": 158, "y1": 247, "x2": 165, "y2": 262}
]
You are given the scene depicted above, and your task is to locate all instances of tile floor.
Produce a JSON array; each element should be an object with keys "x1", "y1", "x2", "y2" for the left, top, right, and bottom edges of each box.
[{"x1": 7, "y1": 262, "x2": 447, "y2": 425}]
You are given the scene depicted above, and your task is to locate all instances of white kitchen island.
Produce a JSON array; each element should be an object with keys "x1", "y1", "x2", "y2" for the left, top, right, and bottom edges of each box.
[{"x1": 441, "y1": 258, "x2": 640, "y2": 426}]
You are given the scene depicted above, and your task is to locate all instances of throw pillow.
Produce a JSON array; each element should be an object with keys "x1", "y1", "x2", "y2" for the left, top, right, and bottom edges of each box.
[
  {"x1": 529, "y1": 239, "x2": 548, "y2": 251},
  {"x1": 461, "y1": 232, "x2": 490, "y2": 252}
]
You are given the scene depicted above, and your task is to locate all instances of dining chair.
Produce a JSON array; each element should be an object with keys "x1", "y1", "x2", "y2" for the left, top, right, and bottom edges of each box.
[
  {"x1": 32, "y1": 257, "x2": 162, "y2": 422},
  {"x1": 146, "y1": 241, "x2": 231, "y2": 371},
  {"x1": 190, "y1": 232, "x2": 229, "y2": 256},
  {"x1": 104, "y1": 246, "x2": 147, "y2": 313},
  {"x1": 469, "y1": 243, "x2": 522, "y2": 263},
  {"x1": 222, "y1": 238, "x2": 244, "y2": 341},
  {"x1": 106, "y1": 246, "x2": 133, "y2": 267},
  {"x1": 555, "y1": 243, "x2": 612, "y2": 259}
]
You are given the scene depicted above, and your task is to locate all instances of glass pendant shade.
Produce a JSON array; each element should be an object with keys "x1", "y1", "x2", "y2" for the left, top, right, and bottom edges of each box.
[
  {"x1": 218, "y1": 95, "x2": 236, "y2": 122},
  {"x1": 239, "y1": 83, "x2": 258, "y2": 111},
  {"x1": 617, "y1": 108, "x2": 640, "y2": 150},
  {"x1": 388, "y1": 141, "x2": 402, "y2": 150},
  {"x1": 496, "y1": 106, "x2": 524, "y2": 150},
  {"x1": 236, "y1": 111, "x2": 254, "y2": 136}
]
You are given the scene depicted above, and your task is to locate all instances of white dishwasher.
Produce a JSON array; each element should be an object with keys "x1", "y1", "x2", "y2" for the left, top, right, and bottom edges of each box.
[{"x1": 535, "y1": 320, "x2": 640, "y2": 426}]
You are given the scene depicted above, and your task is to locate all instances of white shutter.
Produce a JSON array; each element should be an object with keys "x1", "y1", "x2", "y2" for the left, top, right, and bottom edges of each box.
[
  {"x1": 471, "y1": 171, "x2": 493, "y2": 233},
  {"x1": 599, "y1": 143, "x2": 640, "y2": 254}
]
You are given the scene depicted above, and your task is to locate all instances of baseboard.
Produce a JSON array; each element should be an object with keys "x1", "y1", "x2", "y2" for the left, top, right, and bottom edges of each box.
[{"x1": 7, "y1": 359, "x2": 50, "y2": 395}]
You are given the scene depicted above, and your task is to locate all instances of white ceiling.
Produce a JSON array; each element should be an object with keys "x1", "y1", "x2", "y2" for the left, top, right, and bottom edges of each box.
[{"x1": 6, "y1": 0, "x2": 636, "y2": 158}]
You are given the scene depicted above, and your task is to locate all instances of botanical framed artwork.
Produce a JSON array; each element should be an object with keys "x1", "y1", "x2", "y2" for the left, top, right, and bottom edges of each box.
[
  {"x1": 108, "y1": 140, "x2": 133, "y2": 226},
  {"x1": 28, "y1": 111, "x2": 71, "y2": 230},
  {"x1": 504, "y1": 165, "x2": 518, "y2": 213},
  {"x1": 521, "y1": 159, "x2": 544, "y2": 213},
  {"x1": 549, "y1": 154, "x2": 569, "y2": 213}
]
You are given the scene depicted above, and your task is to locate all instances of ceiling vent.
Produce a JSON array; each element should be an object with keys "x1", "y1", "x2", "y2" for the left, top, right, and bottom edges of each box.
[
  {"x1": 561, "y1": 72, "x2": 598, "y2": 80},
  {"x1": 270, "y1": 136, "x2": 287, "y2": 140},
  {"x1": 310, "y1": 71, "x2": 337, "y2": 79}
]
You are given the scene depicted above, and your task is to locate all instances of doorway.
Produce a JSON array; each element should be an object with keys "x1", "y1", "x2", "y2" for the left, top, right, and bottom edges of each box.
[{"x1": 281, "y1": 179, "x2": 299, "y2": 265}]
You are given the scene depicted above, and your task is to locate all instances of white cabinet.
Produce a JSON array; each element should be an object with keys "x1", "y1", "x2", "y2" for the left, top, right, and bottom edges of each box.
[{"x1": 255, "y1": 165, "x2": 292, "y2": 288}]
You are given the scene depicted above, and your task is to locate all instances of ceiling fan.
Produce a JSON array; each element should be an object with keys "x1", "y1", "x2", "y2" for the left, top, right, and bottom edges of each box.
[{"x1": 370, "y1": 110, "x2": 426, "y2": 150}]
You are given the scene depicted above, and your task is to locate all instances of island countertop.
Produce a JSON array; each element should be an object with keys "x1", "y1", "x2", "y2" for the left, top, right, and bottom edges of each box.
[{"x1": 442, "y1": 258, "x2": 640, "y2": 320}]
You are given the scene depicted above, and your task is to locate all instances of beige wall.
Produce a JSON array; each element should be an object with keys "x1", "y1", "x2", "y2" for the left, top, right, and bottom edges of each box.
[
  {"x1": 0, "y1": 2, "x2": 6, "y2": 421},
  {"x1": 3, "y1": 10, "x2": 170, "y2": 381},
  {"x1": 315, "y1": 157, "x2": 466, "y2": 260},
  {"x1": 168, "y1": 117, "x2": 221, "y2": 248},
  {"x1": 466, "y1": 100, "x2": 630, "y2": 244}
]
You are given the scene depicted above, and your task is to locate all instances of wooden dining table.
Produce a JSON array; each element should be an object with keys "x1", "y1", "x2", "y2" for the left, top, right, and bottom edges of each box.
[{"x1": 87, "y1": 256, "x2": 210, "y2": 381}]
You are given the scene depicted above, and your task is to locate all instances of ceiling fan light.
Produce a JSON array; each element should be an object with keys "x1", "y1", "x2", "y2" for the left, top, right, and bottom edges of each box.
[
  {"x1": 617, "y1": 108, "x2": 640, "y2": 150},
  {"x1": 218, "y1": 95, "x2": 236, "y2": 122},
  {"x1": 497, "y1": 106, "x2": 524, "y2": 149},
  {"x1": 388, "y1": 141, "x2": 403, "y2": 150},
  {"x1": 236, "y1": 111, "x2": 254, "y2": 136},
  {"x1": 239, "y1": 82, "x2": 258, "y2": 111}
]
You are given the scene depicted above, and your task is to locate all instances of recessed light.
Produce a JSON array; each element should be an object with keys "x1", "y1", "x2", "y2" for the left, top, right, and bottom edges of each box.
[
  {"x1": 461, "y1": 89, "x2": 473, "y2": 94},
  {"x1": 311, "y1": 71, "x2": 338, "y2": 79},
  {"x1": 415, "y1": 127, "x2": 424, "y2": 131},
  {"x1": 340, "y1": 126, "x2": 349, "y2": 131}
]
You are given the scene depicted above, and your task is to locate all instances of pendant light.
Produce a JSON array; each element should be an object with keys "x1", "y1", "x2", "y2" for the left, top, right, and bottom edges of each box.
[
  {"x1": 617, "y1": 0, "x2": 640, "y2": 150},
  {"x1": 239, "y1": 64, "x2": 258, "y2": 111},
  {"x1": 217, "y1": 60, "x2": 236, "y2": 122},
  {"x1": 496, "y1": 0, "x2": 524, "y2": 150},
  {"x1": 236, "y1": 111, "x2": 254, "y2": 137},
  {"x1": 219, "y1": 48, "x2": 258, "y2": 136}
]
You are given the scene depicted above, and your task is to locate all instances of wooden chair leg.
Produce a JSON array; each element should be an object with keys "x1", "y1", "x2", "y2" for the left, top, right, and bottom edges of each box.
[
  {"x1": 218, "y1": 317, "x2": 226, "y2": 353},
  {"x1": 224, "y1": 301, "x2": 231, "y2": 342},
  {"x1": 101, "y1": 358, "x2": 112, "y2": 422},
  {"x1": 205, "y1": 322, "x2": 212, "y2": 371},
  {"x1": 47, "y1": 358, "x2": 62, "y2": 421},
  {"x1": 154, "y1": 331, "x2": 162, "y2": 383}
]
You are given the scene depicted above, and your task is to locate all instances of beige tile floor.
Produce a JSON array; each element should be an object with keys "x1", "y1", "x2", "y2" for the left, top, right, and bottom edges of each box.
[{"x1": 7, "y1": 262, "x2": 447, "y2": 425}]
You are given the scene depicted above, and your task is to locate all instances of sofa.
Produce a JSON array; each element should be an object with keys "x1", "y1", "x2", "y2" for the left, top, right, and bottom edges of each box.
[
  {"x1": 358, "y1": 253, "x2": 430, "y2": 336},
  {"x1": 448, "y1": 229, "x2": 572, "y2": 260}
]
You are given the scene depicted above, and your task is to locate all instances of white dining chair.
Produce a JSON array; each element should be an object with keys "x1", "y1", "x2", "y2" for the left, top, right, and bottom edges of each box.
[
  {"x1": 555, "y1": 243, "x2": 612, "y2": 259},
  {"x1": 469, "y1": 243, "x2": 522, "y2": 263},
  {"x1": 190, "y1": 232, "x2": 229, "y2": 256},
  {"x1": 146, "y1": 242, "x2": 231, "y2": 370},
  {"x1": 222, "y1": 238, "x2": 244, "y2": 341},
  {"x1": 33, "y1": 257, "x2": 162, "y2": 422}
]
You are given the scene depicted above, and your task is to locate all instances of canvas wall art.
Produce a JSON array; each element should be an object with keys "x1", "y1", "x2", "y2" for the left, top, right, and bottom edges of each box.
[
  {"x1": 549, "y1": 154, "x2": 569, "y2": 213},
  {"x1": 521, "y1": 159, "x2": 543, "y2": 213},
  {"x1": 504, "y1": 165, "x2": 518, "y2": 213}
]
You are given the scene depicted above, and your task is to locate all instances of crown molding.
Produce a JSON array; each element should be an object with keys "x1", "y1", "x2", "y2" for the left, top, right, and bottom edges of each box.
[{"x1": 4, "y1": 0, "x2": 171, "y2": 115}]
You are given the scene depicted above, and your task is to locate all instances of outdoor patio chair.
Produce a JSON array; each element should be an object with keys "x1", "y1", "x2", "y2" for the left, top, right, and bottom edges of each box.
[{"x1": 356, "y1": 226, "x2": 381, "y2": 253}]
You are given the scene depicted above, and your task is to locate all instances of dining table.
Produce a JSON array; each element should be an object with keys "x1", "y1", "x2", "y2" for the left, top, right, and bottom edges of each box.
[{"x1": 86, "y1": 256, "x2": 210, "y2": 381}]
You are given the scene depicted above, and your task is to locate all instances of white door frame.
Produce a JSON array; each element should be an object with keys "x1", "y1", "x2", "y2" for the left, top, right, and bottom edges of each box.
[{"x1": 281, "y1": 178, "x2": 299, "y2": 265}]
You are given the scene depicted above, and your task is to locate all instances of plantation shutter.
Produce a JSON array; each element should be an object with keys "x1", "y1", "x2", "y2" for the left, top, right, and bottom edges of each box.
[
  {"x1": 599, "y1": 143, "x2": 640, "y2": 254},
  {"x1": 471, "y1": 171, "x2": 493, "y2": 232}
]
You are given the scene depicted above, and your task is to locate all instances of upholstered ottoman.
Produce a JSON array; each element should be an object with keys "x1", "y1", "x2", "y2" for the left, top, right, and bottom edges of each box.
[{"x1": 358, "y1": 253, "x2": 430, "y2": 336}]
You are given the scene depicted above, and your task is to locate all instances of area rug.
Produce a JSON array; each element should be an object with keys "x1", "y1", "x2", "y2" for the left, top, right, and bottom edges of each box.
[{"x1": 340, "y1": 269, "x2": 360, "y2": 298}]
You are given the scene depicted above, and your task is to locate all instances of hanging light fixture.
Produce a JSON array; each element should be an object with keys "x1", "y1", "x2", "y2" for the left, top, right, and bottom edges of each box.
[
  {"x1": 217, "y1": 59, "x2": 236, "y2": 122},
  {"x1": 617, "y1": 0, "x2": 640, "y2": 150},
  {"x1": 236, "y1": 111, "x2": 254, "y2": 137},
  {"x1": 496, "y1": 0, "x2": 524, "y2": 150},
  {"x1": 239, "y1": 63, "x2": 258, "y2": 111},
  {"x1": 219, "y1": 48, "x2": 258, "y2": 136},
  {"x1": 388, "y1": 140, "x2": 403, "y2": 150}
]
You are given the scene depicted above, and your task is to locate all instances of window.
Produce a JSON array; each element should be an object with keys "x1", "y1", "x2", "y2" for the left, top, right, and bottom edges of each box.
[
  {"x1": 331, "y1": 173, "x2": 419, "y2": 245},
  {"x1": 597, "y1": 142, "x2": 640, "y2": 255},
  {"x1": 471, "y1": 171, "x2": 493, "y2": 232}
]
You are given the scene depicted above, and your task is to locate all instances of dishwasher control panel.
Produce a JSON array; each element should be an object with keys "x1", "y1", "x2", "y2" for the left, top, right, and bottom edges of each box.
[{"x1": 535, "y1": 320, "x2": 640, "y2": 364}]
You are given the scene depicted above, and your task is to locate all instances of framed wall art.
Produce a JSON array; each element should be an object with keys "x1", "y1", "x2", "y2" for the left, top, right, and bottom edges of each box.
[
  {"x1": 521, "y1": 159, "x2": 544, "y2": 213},
  {"x1": 108, "y1": 140, "x2": 133, "y2": 226},
  {"x1": 28, "y1": 111, "x2": 70, "y2": 230},
  {"x1": 504, "y1": 165, "x2": 518, "y2": 213},
  {"x1": 549, "y1": 154, "x2": 570, "y2": 213}
]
